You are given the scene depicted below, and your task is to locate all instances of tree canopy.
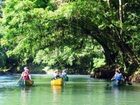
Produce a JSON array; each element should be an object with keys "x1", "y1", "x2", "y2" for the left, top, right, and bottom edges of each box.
[{"x1": 0, "y1": 0, "x2": 140, "y2": 74}]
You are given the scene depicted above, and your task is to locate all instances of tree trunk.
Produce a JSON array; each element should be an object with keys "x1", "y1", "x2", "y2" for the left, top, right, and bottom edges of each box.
[
  {"x1": 117, "y1": 40, "x2": 139, "y2": 75},
  {"x1": 92, "y1": 35, "x2": 118, "y2": 65}
]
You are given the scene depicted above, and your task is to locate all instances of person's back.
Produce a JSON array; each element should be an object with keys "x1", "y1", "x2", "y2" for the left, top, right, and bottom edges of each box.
[
  {"x1": 22, "y1": 71, "x2": 30, "y2": 80},
  {"x1": 53, "y1": 70, "x2": 60, "y2": 79},
  {"x1": 21, "y1": 67, "x2": 31, "y2": 80},
  {"x1": 114, "y1": 72, "x2": 123, "y2": 81},
  {"x1": 112, "y1": 70, "x2": 124, "y2": 86},
  {"x1": 61, "y1": 70, "x2": 69, "y2": 81},
  {"x1": 61, "y1": 70, "x2": 67, "y2": 77}
]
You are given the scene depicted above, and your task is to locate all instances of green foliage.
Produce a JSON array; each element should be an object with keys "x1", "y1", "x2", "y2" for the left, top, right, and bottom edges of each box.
[
  {"x1": 0, "y1": 46, "x2": 7, "y2": 68},
  {"x1": 0, "y1": 0, "x2": 139, "y2": 74}
]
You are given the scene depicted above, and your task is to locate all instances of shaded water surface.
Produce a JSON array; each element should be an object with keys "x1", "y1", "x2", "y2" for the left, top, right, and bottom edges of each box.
[{"x1": 0, "y1": 75, "x2": 140, "y2": 105}]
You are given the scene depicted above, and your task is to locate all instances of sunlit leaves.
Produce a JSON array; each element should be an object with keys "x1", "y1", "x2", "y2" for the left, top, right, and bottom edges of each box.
[{"x1": 1, "y1": 0, "x2": 139, "y2": 72}]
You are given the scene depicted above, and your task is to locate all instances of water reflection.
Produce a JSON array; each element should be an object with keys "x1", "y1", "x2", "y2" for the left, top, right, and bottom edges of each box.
[
  {"x1": 112, "y1": 87, "x2": 120, "y2": 105},
  {"x1": 51, "y1": 86, "x2": 63, "y2": 105},
  {"x1": 51, "y1": 86, "x2": 62, "y2": 94},
  {"x1": 20, "y1": 87, "x2": 32, "y2": 105}
]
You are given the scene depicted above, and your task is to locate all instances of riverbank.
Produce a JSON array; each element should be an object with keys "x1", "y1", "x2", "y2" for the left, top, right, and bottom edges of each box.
[{"x1": 90, "y1": 65, "x2": 140, "y2": 83}]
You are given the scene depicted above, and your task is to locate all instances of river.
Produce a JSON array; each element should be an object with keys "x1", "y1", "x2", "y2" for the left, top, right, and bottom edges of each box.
[{"x1": 0, "y1": 74, "x2": 140, "y2": 105}]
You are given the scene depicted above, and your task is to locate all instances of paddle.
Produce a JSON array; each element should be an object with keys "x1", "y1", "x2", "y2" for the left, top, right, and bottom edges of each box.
[{"x1": 17, "y1": 76, "x2": 22, "y2": 85}]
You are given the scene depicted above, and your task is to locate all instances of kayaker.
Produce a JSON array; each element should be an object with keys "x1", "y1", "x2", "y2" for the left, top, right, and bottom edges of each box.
[
  {"x1": 61, "y1": 69, "x2": 67, "y2": 78},
  {"x1": 111, "y1": 69, "x2": 124, "y2": 86},
  {"x1": 20, "y1": 67, "x2": 32, "y2": 81},
  {"x1": 60, "y1": 69, "x2": 69, "y2": 81},
  {"x1": 52, "y1": 70, "x2": 61, "y2": 79},
  {"x1": 17, "y1": 66, "x2": 34, "y2": 86}
]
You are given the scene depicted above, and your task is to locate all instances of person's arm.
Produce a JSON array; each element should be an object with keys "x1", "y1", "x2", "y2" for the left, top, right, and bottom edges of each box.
[
  {"x1": 29, "y1": 74, "x2": 32, "y2": 80},
  {"x1": 111, "y1": 76, "x2": 114, "y2": 80},
  {"x1": 111, "y1": 73, "x2": 116, "y2": 80}
]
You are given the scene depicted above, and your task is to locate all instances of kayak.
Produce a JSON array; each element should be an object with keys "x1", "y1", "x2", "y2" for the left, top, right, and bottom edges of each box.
[
  {"x1": 112, "y1": 80, "x2": 125, "y2": 87},
  {"x1": 18, "y1": 80, "x2": 34, "y2": 86},
  {"x1": 51, "y1": 78, "x2": 63, "y2": 86},
  {"x1": 25, "y1": 80, "x2": 34, "y2": 86}
]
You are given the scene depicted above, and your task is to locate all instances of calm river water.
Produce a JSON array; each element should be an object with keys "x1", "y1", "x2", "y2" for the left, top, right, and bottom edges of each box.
[{"x1": 0, "y1": 74, "x2": 140, "y2": 105}]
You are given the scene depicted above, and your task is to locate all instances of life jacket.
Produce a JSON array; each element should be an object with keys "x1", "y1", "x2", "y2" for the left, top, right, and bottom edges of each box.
[
  {"x1": 22, "y1": 71, "x2": 30, "y2": 80},
  {"x1": 114, "y1": 73, "x2": 123, "y2": 81}
]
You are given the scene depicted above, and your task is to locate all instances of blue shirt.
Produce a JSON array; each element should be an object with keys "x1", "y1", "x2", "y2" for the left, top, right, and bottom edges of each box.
[{"x1": 114, "y1": 72, "x2": 123, "y2": 81}]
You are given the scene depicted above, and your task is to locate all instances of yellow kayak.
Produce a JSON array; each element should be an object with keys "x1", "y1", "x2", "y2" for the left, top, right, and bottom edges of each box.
[{"x1": 51, "y1": 78, "x2": 63, "y2": 86}]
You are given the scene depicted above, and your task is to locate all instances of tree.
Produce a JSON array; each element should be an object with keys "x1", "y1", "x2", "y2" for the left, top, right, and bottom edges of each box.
[{"x1": 0, "y1": 0, "x2": 140, "y2": 75}]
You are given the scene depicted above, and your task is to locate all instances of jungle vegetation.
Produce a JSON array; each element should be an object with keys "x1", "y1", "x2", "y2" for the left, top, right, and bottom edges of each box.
[{"x1": 0, "y1": 0, "x2": 140, "y2": 76}]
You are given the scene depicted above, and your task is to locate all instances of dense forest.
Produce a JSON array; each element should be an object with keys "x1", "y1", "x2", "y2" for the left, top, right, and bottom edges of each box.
[{"x1": 0, "y1": 0, "x2": 140, "y2": 79}]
